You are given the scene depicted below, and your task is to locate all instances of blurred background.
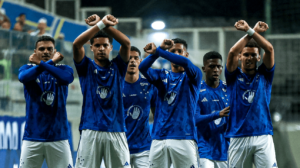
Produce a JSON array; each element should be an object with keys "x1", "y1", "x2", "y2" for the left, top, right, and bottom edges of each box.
[{"x1": 0, "y1": 0, "x2": 300, "y2": 167}]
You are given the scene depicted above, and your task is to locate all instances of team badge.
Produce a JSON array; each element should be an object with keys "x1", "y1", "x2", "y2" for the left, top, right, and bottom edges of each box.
[
  {"x1": 40, "y1": 91, "x2": 55, "y2": 106},
  {"x1": 96, "y1": 86, "x2": 112, "y2": 99},
  {"x1": 242, "y1": 90, "x2": 255, "y2": 103},
  {"x1": 164, "y1": 91, "x2": 177, "y2": 105},
  {"x1": 127, "y1": 105, "x2": 143, "y2": 120}
]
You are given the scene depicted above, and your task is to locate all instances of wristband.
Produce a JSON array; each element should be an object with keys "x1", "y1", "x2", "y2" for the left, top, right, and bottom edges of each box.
[
  {"x1": 96, "y1": 20, "x2": 106, "y2": 30},
  {"x1": 246, "y1": 28, "x2": 255, "y2": 36}
]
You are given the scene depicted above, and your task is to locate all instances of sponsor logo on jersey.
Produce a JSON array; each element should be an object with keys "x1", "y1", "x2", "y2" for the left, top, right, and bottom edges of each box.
[
  {"x1": 124, "y1": 161, "x2": 130, "y2": 166},
  {"x1": 212, "y1": 99, "x2": 219, "y2": 102},
  {"x1": 242, "y1": 90, "x2": 255, "y2": 103},
  {"x1": 164, "y1": 91, "x2": 177, "y2": 105},
  {"x1": 200, "y1": 89, "x2": 206, "y2": 92},
  {"x1": 40, "y1": 91, "x2": 55, "y2": 106},
  {"x1": 238, "y1": 78, "x2": 244, "y2": 82},
  {"x1": 130, "y1": 94, "x2": 137, "y2": 97},
  {"x1": 201, "y1": 97, "x2": 208, "y2": 102},
  {"x1": 170, "y1": 83, "x2": 176, "y2": 85},
  {"x1": 140, "y1": 82, "x2": 148, "y2": 86},
  {"x1": 96, "y1": 86, "x2": 112, "y2": 100},
  {"x1": 127, "y1": 105, "x2": 143, "y2": 120}
]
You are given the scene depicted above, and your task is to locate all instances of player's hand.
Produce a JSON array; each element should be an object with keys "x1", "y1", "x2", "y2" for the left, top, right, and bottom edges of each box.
[
  {"x1": 29, "y1": 53, "x2": 41, "y2": 65},
  {"x1": 85, "y1": 14, "x2": 101, "y2": 26},
  {"x1": 102, "y1": 14, "x2": 118, "y2": 26},
  {"x1": 253, "y1": 21, "x2": 269, "y2": 33},
  {"x1": 144, "y1": 43, "x2": 157, "y2": 54},
  {"x1": 234, "y1": 20, "x2": 250, "y2": 32},
  {"x1": 219, "y1": 106, "x2": 230, "y2": 117},
  {"x1": 160, "y1": 39, "x2": 174, "y2": 50},
  {"x1": 52, "y1": 52, "x2": 64, "y2": 63}
]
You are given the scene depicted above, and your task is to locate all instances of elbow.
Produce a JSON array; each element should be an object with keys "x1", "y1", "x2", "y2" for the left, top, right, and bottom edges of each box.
[
  {"x1": 123, "y1": 39, "x2": 131, "y2": 49},
  {"x1": 73, "y1": 40, "x2": 82, "y2": 50},
  {"x1": 265, "y1": 45, "x2": 274, "y2": 54},
  {"x1": 18, "y1": 74, "x2": 25, "y2": 83},
  {"x1": 229, "y1": 48, "x2": 238, "y2": 56}
]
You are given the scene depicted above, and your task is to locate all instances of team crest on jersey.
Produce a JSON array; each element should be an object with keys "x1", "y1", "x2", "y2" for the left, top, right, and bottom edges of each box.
[
  {"x1": 242, "y1": 90, "x2": 255, "y2": 103},
  {"x1": 127, "y1": 105, "x2": 143, "y2": 120},
  {"x1": 164, "y1": 91, "x2": 177, "y2": 105},
  {"x1": 96, "y1": 86, "x2": 112, "y2": 99},
  {"x1": 40, "y1": 91, "x2": 55, "y2": 106}
]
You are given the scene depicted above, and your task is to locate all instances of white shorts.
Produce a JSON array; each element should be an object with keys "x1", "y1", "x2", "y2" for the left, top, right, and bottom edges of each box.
[
  {"x1": 200, "y1": 158, "x2": 228, "y2": 168},
  {"x1": 75, "y1": 129, "x2": 130, "y2": 168},
  {"x1": 228, "y1": 135, "x2": 278, "y2": 168},
  {"x1": 19, "y1": 140, "x2": 73, "y2": 168},
  {"x1": 130, "y1": 150, "x2": 150, "y2": 168},
  {"x1": 149, "y1": 139, "x2": 198, "y2": 168}
]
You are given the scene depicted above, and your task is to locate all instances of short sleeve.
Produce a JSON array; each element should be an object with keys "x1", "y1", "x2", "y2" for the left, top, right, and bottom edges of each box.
[
  {"x1": 225, "y1": 66, "x2": 239, "y2": 86},
  {"x1": 112, "y1": 54, "x2": 128, "y2": 77},
  {"x1": 258, "y1": 63, "x2": 275, "y2": 84},
  {"x1": 74, "y1": 56, "x2": 90, "y2": 77}
]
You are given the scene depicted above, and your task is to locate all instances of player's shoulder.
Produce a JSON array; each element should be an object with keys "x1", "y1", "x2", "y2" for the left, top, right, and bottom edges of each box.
[
  {"x1": 55, "y1": 63, "x2": 73, "y2": 69},
  {"x1": 220, "y1": 80, "x2": 227, "y2": 87},
  {"x1": 19, "y1": 63, "x2": 36, "y2": 70}
]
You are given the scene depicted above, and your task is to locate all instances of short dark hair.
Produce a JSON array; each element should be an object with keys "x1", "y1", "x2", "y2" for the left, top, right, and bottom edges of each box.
[
  {"x1": 19, "y1": 13, "x2": 25, "y2": 17},
  {"x1": 130, "y1": 46, "x2": 141, "y2": 56},
  {"x1": 90, "y1": 30, "x2": 113, "y2": 45},
  {"x1": 35, "y1": 36, "x2": 55, "y2": 48},
  {"x1": 245, "y1": 39, "x2": 261, "y2": 54},
  {"x1": 172, "y1": 38, "x2": 188, "y2": 49},
  {"x1": 203, "y1": 51, "x2": 222, "y2": 63}
]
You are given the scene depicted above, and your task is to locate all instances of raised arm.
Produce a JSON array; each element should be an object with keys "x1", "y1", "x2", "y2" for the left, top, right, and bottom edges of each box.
[
  {"x1": 73, "y1": 14, "x2": 118, "y2": 63},
  {"x1": 227, "y1": 20, "x2": 252, "y2": 73},
  {"x1": 252, "y1": 21, "x2": 274, "y2": 69},
  {"x1": 139, "y1": 43, "x2": 160, "y2": 82},
  {"x1": 103, "y1": 16, "x2": 130, "y2": 63},
  {"x1": 19, "y1": 53, "x2": 55, "y2": 83}
]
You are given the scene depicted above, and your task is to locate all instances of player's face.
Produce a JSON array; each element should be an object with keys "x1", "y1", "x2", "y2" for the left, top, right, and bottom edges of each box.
[
  {"x1": 127, "y1": 51, "x2": 141, "y2": 74},
  {"x1": 240, "y1": 47, "x2": 261, "y2": 71},
  {"x1": 35, "y1": 41, "x2": 56, "y2": 62},
  {"x1": 203, "y1": 59, "x2": 223, "y2": 81},
  {"x1": 91, "y1": 37, "x2": 112, "y2": 62},
  {"x1": 169, "y1": 43, "x2": 188, "y2": 71}
]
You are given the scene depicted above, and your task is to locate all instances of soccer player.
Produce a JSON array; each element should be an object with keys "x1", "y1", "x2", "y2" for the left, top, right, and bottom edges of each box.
[
  {"x1": 123, "y1": 46, "x2": 157, "y2": 168},
  {"x1": 18, "y1": 36, "x2": 74, "y2": 168},
  {"x1": 73, "y1": 14, "x2": 131, "y2": 168},
  {"x1": 226, "y1": 20, "x2": 277, "y2": 168},
  {"x1": 139, "y1": 39, "x2": 202, "y2": 168},
  {"x1": 195, "y1": 51, "x2": 230, "y2": 168}
]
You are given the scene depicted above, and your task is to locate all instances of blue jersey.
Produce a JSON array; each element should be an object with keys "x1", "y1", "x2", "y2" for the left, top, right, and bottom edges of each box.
[
  {"x1": 123, "y1": 75, "x2": 157, "y2": 154},
  {"x1": 74, "y1": 55, "x2": 127, "y2": 132},
  {"x1": 225, "y1": 64, "x2": 275, "y2": 138},
  {"x1": 143, "y1": 68, "x2": 202, "y2": 141},
  {"x1": 19, "y1": 62, "x2": 73, "y2": 142},
  {"x1": 196, "y1": 80, "x2": 230, "y2": 161}
]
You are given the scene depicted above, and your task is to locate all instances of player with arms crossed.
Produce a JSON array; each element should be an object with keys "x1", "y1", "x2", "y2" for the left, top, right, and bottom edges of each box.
[
  {"x1": 139, "y1": 38, "x2": 202, "y2": 168},
  {"x1": 226, "y1": 20, "x2": 277, "y2": 168},
  {"x1": 73, "y1": 14, "x2": 131, "y2": 168},
  {"x1": 195, "y1": 51, "x2": 230, "y2": 168},
  {"x1": 18, "y1": 36, "x2": 74, "y2": 168},
  {"x1": 123, "y1": 46, "x2": 157, "y2": 168}
]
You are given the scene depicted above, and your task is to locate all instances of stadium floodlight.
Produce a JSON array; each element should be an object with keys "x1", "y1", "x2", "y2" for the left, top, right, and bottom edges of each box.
[{"x1": 151, "y1": 21, "x2": 165, "y2": 30}]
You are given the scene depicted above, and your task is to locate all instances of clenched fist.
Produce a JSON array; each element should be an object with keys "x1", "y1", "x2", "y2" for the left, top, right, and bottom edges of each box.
[
  {"x1": 144, "y1": 43, "x2": 157, "y2": 54},
  {"x1": 253, "y1": 21, "x2": 269, "y2": 33},
  {"x1": 85, "y1": 14, "x2": 101, "y2": 26},
  {"x1": 52, "y1": 52, "x2": 64, "y2": 63},
  {"x1": 102, "y1": 14, "x2": 118, "y2": 26},
  {"x1": 29, "y1": 53, "x2": 41, "y2": 65},
  {"x1": 160, "y1": 39, "x2": 174, "y2": 50},
  {"x1": 234, "y1": 20, "x2": 250, "y2": 32}
]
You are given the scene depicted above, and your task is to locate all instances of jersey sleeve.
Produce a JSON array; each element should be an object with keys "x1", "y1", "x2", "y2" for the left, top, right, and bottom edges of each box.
[
  {"x1": 155, "y1": 47, "x2": 202, "y2": 86},
  {"x1": 150, "y1": 87, "x2": 158, "y2": 108},
  {"x1": 74, "y1": 56, "x2": 90, "y2": 77},
  {"x1": 225, "y1": 66, "x2": 239, "y2": 86},
  {"x1": 18, "y1": 60, "x2": 54, "y2": 83},
  {"x1": 112, "y1": 54, "x2": 128, "y2": 77},
  {"x1": 258, "y1": 63, "x2": 275, "y2": 84}
]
